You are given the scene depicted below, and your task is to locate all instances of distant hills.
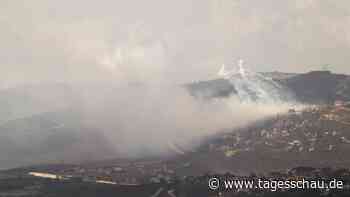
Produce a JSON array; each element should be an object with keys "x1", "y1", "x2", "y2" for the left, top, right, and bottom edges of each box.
[
  {"x1": 1, "y1": 70, "x2": 350, "y2": 169},
  {"x1": 2, "y1": 70, "x2": 349, "y2": 124},
  {"x1": 280, "y1": 71, "x2": 349, "y2": 104},
  {"x1": 187, "y1": 70, "x2": 350, "y2": 104}
]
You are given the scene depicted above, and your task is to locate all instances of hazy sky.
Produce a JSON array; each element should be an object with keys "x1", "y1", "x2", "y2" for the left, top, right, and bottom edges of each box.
[{"x1": 1, "y1": 0, "x2": 350, "y2": 86}]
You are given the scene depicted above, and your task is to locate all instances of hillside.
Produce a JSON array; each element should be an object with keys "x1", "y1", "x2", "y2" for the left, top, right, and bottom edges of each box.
[
  {"x1": 280, "y1": 71, "x2": 348, "y2": 104},
  {"x1": 187, "y1": 71, "x2": 350, "y2": 104}
]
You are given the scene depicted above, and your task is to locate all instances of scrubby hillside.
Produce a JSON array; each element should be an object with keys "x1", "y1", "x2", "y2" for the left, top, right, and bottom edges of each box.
[{"x1": 187, "y1": 71, "x2": 350, "y2": 104}]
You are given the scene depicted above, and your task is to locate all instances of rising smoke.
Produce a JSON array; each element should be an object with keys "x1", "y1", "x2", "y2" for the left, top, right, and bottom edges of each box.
[
  {"x1": 218, "y1": 59, "x2": 296, "y2": 103},
  {"x1": 58, "y1": 58, "x2": 298, "y2": 162},
  {"x1": 1, "y1": 0, "x2": 328, "y2": 168},
  {"x1": 0, "y1": 57, "x2": 298, "y2": 169}
]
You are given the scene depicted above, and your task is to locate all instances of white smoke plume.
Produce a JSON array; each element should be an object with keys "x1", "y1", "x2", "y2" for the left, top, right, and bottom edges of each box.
[
  {"x1": 218, "y1": 59, "x2": 295, "y2": 103},
  {"x1": 0, "y1": 61, "x2": 297, "y2": 168},
  {"x1": 75, "y1": 82, "x2": 295, "y2": 159}
]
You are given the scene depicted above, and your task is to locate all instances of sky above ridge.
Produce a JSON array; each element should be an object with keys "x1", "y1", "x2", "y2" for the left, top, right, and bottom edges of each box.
[{"x1": 1, "y1": 0, "x2": 350, "y2": 86}]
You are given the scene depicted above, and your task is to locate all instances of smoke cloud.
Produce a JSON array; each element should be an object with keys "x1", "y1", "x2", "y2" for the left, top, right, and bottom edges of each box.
[
  {"x1": 0, "y1": 0, "x2": 346, "y2": 168},
  {"x1": 77, "y1": 83, "x2": 293, "y2": 158},
  {"x1": 0, "y1": 78, "x2": 296, "y2": 169}
]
